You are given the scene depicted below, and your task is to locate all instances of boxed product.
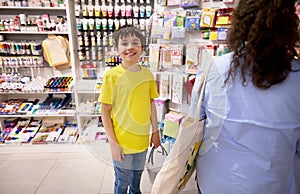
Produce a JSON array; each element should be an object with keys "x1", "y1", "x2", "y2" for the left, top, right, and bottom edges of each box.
[
  {"x1": 46, "y1": 125, "x2": 64, "y2": 143},
  {"x1": 154, "y1": 98, "x2": 169, "y2": 123},
  {"x1": 163, "y1": 111, "x2": 184, "y2": 138}
]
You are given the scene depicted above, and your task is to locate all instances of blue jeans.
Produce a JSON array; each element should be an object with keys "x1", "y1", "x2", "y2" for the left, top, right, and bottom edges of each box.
[{"x1": 113, "y1": 150, "x2": 147, "y2": 194}]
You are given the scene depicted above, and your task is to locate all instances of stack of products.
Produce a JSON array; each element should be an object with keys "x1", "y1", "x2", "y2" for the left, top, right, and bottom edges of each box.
[
  {"x1": 44, "y1": 76, "x2": 73, "y2": 90},
  {"x1": 0, "y1": 117, "x2": 78, "y2": 144},
  {"x1": 0, "y1": 96, "x2": 73, "y2": 115}
]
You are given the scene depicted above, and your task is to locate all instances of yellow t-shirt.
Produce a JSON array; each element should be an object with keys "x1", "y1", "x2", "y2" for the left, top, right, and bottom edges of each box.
[{"x1": 98, "y1": 65, "x2": 159, "y2": 154}]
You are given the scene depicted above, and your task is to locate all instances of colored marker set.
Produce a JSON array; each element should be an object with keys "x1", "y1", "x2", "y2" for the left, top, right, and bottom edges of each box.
[
  {"x1": 44, "y1": 76, "x2": 73, "y2": 89},
  {"x1": 80, "y1": 62, "x2": 97, "y2": 79},
  {"x1": 39, "y1": 94, "x2": 72, "y2": 110},
  {"x1": 0, "y1": 96, "x2": 72, "y2": 115}
]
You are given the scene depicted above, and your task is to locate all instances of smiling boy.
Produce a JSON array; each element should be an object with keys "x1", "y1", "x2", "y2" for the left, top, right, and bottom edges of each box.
[{"x1": 98, "y1": 26, "x2": 160, "y2": 194}]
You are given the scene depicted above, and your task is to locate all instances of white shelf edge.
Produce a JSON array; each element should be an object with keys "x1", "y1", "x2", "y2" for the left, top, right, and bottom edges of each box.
[
  {"x1": 76, "y1": 90, "x2": 101, "y2": 94},
  {"x1": 0, "y1": 90, "x2": 73, "y2": 94},
  {"x1": 0, "y1": 31, "x2": 68, "y2": 35},
  {"x1": 0, "y1": 114, "x2": 74, "y2": 118},
  {"x1": 0, "y1": 6, "x2": 66, "y2": 10},
  {"x1": 77, "y1": 114, "x2": 101, "y2": 117}
]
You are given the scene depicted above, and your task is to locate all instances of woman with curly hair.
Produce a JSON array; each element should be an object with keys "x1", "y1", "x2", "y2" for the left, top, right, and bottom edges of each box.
[{"x1": 190, "y1": 0, "x2": 300, "y2": 193}]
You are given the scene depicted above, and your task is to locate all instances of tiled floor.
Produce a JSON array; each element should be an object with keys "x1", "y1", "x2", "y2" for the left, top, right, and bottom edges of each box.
[{"x1": 0, "y1": 143, "x2": 199, "y2": 194}]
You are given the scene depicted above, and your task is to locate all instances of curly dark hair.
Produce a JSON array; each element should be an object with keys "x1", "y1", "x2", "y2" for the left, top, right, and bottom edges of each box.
[{"x1": 226, "y1": 0, "x2": 299, "y2": 89}]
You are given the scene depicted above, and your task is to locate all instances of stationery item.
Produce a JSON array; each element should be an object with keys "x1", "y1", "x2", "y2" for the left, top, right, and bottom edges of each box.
[{"x1": 151, "y1": 60, "x2": 213, "y2": 194}]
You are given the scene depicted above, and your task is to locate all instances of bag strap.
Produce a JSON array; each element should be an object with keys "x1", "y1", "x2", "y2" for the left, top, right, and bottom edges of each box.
[
  {"x1": 147, "y1": 145, "x2": 168, "y2": 165},
  {"x1": 191, "y1": 59, "x2": 213, "y2": 119}
]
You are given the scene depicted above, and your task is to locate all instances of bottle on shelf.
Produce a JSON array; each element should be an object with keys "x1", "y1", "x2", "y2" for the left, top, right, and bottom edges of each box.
[
  {"x1": 114, "y1": 0, "x2": 121, "y2": 19},
  {"x1": 96, "y1": 31, "x2": 102, "y2": 46},
  {"x1": 108, "y1": 31, "x2": 113, "y2": 47},
  {"x1": 133, "y1": 3, "x2": 139, "y2": 18},
  {"x1": 21, "y1": 0, "x2": 28, "y2": 7},
  {"x1": 88, "y1": 18, "x2": 95, "y2": 30},
  {"x1": 126, "y1": 18, "x2": 132, "y2": 26},
  {"x1": 101, "y1": 1, "x2": 108, "y2": 18},
  {"x1": 102, "y1": 31, "x2": 108, "y2": 46},
  {"x1": 102, "y1": 18, "x2": 108, "y2": 31},
  {"x1": 107, "y1": 1, "x2": 114, "y2": 18},
  {"x1": 114, "y1": 19, "x2": 120, "y2": 31},
  {"x1": 145, "y1": 0, "x2": 152, "y2": 18},
  {"x1": 8, "y1": 0, "x2": 15, "y2": 6},
  {"x1": 78, "y1": 32, "x2": 84, "y2": 47},
  {"x1": 94, "y1": 0, "x2": 101, "y2": 17},
  {"x1": 91, "y1": 47, "x2": 97, "y2": 61},
  {"x1": 63, "y1": 18, "x2": 68, "y2": 32},
  {"x1": 85, "y1": 47, "x2": 90, "y2": 61},
  {"x1": 15, "y1": 0, "x2": 22, "y2": 7},
  {"x1": 90, "y1": 31, "x2": 96, "y2": 47},
  {"x1": 97, "y1": 47, "x2": 103, "y2": 61},
  {"x1": 49, "y1": 19, "x2": 56, "y2": 31},
  {"x1": 75, "y1": 0, "x2": 81, "y2": 17},
  {"x1": 84, "y1": 31, "x2": 90, "y2": 47},
  {"x1": 139, "y1": 3, "x2": 145, "y2": 18},
  {"x1": 95, "y1": 18, "x2": 101, "y2": 31},
  {"x1": 82, "y1": 18, "x2": 89, "y2": 31},
  {"x1": 88, "y1": 0, "x2": 94, "y2": 18},
  {"x1": 120, "y1": 0, "x2": 126, "y2": 19},
  {"x1": 81, "y1": 0, "x2": 88, "y2": 18},
  {"x1": 125, "y1": 0, "x2": 133, "y2": 18},
  {"x1": 76, "y1": 18, "x2": 83, "y2": 31},
  {"x1": 120, "y1": 18, "x2": 126, "y2": 27},
  {"x1": 56, "y1": 16, "x2": 64, "y2": 32},
  {"x1": 108, "y1": 18, "x2": 114, "y2": 31}
]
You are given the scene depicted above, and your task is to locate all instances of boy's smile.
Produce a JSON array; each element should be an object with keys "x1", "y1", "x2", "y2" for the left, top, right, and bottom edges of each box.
[{"x1": 117, "y1": 35, "x2": 143, "y2": 68}]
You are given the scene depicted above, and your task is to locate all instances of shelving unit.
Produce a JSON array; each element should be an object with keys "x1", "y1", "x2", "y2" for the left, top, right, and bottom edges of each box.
[
  {"x1": 0, "y1": 1, "x2": 80, "y2": 144},
  {"x1": 73, "y1": 0, "x2": 154, "y2": 137}
]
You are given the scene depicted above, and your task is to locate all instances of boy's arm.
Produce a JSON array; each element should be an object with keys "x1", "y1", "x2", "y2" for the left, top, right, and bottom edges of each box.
[
  {"x1": 101, "y1": 103, "x2": 124, "y2": 161},
  {"x1": 150, "y1": 100, "x2": 161, "y2": 148}
]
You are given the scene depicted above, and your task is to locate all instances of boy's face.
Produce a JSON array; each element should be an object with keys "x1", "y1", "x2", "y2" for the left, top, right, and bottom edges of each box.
[{"x1": 116, "y1": 35, "x2": 143, "y2": 66}]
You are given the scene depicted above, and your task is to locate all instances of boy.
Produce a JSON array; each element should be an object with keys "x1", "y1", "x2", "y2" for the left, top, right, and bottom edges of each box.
[{"x1": 98, "y1": 26, "x2": 161, "y2": 194}]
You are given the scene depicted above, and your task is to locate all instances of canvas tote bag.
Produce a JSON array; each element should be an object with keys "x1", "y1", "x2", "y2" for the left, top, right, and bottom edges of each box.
[{"x1": 151, "y1": 61, "x2": 212, "y2": 194}]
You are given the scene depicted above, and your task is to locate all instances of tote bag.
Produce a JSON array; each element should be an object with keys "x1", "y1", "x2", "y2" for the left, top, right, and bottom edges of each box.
[{"x1": 151, "y1": 61, "x2": 212, "y2": 194}]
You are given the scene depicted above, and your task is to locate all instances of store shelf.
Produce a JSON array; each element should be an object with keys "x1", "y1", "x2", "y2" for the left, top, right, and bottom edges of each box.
[
  {"x1": 0, "y1": 6, "x2": 66, "y2": 10},
  {"x1": 77, "y1": 113, "x2": 100, "y2": 117},
  {"x1": 76, "y1": 90, "x2": 100, "y2": 94},
  {"x1": 0, "y1": 90, "x2": 73, "y2": 94},
  {"x1": 0, "y1": 113, "x2": 75, "y2": 117},
  {"x1": 0, "y1": 1, "x2": 79, "y2": 138},
  {"x1": 0, "y1": 31, "x2": 68, "y2": 35}
]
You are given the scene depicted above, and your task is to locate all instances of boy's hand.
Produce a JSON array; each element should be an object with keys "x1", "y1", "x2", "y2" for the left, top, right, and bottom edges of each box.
[
  {"x1": 150, "y1": 131, "x2": 161, "y2": 149},
  {"x1": 110, "y1": 141, "x2": 125, "y2": 162}
]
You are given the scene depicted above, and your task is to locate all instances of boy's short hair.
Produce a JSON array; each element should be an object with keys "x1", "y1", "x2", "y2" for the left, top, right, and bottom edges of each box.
[{"x1": 113, "y1": 26, "x2": 146, "y2": 49}]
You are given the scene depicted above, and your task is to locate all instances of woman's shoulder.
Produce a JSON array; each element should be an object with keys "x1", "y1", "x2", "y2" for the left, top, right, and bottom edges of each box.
[
  {"x1": 207, "y1": 52, "x2": 233, "y2": 79},
  {"x1": 214, "y1": 52, "x2": 233, "y2": 67}
]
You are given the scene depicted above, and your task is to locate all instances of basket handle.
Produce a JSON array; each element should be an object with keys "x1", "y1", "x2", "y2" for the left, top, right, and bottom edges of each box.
[{"x1": 147, "y1": 145, "x2": 168, "y2": 165}]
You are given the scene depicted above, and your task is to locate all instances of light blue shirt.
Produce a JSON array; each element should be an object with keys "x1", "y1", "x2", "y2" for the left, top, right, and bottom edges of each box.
[{"x1": 190, "y1": 52, "x2": 300, "y2": 194}]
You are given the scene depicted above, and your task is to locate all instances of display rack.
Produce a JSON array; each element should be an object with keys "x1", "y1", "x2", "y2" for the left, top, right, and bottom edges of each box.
[
  {"x1": 0, "y1": 0, "x2": 79, "y2": 144},
  {"x1": 73, "y1": 0, "x2": 154, "y2": 133}
]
